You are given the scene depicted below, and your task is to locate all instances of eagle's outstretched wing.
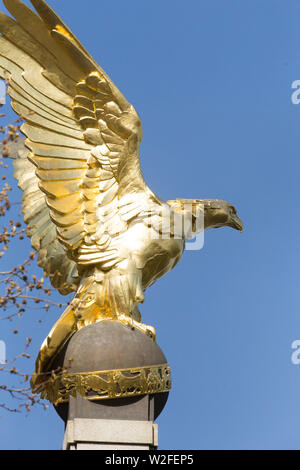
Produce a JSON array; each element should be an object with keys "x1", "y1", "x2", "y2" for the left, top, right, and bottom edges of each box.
[
  {"x1": 8, "y1": 140, "x2": 79, "y2": 294},
  {"x1": 0, "y1": 0, "x2": 162, "y2": 293}
]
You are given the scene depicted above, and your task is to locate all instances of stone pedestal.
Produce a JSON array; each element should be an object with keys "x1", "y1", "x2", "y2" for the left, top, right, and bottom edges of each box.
[
  {"x1": 62, "y1": 393, "x2": 159, "y2": 450},
  {"x1": 63, "y1": 418, "x2": 158, "y2": 450},
  {"x1": 51, "y1": 320, "x2": 170, "y2": 450}
]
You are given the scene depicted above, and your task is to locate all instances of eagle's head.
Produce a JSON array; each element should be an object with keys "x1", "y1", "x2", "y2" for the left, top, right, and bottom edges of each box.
[
  {"x1": 202, "y1": 199, "x2": 243, "y2": 232},
  {"x1": 168, "y1": 198, "x2": 243, "y2": 233}
]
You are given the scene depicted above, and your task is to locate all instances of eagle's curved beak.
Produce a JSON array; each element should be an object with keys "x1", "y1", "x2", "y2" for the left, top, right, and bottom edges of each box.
[{"x1": 231, "y1": 214, "x2": 243, "y2": 232}]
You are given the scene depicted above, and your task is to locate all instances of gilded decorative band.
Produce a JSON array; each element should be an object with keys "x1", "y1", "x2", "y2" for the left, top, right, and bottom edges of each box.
[{"x1": 39, "y1": 363, "x2": 172, "y2": 405}]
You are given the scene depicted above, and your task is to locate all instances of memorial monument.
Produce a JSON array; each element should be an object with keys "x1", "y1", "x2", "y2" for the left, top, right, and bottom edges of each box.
[{"x1": 0, "y1": 0, "x2": 242, "y2": 449}]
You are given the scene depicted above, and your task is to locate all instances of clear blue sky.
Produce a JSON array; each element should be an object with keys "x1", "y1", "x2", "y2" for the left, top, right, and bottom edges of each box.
[{"x1": 1, "y1": 0, "x2": 300, "y2": 450}]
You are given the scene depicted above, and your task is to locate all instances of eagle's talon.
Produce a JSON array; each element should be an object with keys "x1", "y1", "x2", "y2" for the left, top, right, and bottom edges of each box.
[{"x1": 117, "y1": 313, "x2": 156, "y2": 341}]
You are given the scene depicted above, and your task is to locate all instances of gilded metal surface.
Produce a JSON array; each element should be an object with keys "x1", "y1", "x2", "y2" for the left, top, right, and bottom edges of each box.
[
  {"x1": 39, "y1": 364, "x2": 172, "y2": 405},
  {"x1": 0, "y1": 0, "x2": 243, "y2": 388}
]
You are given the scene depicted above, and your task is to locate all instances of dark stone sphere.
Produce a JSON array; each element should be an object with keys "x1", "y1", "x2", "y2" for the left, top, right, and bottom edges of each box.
[
  {"x1": 63, "y1": 320, "x2": 167, "y2": 372},
  {"x1": 53, "y1": 320, "x2": 170, "y2": 422}
]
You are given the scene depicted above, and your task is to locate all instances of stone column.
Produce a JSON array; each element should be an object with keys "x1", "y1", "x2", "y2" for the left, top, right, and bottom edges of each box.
[
  {"x1": 50, "y1": 321, "x2": 170, "y2": 450},
  {"x1": 63, "y1": 417, "x2": 158, "y2": 450}
]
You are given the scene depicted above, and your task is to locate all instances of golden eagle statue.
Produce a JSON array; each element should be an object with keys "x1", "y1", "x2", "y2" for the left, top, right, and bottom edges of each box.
[{"x1": 0, "y1": 0, "x2": 242, "y2": 388}]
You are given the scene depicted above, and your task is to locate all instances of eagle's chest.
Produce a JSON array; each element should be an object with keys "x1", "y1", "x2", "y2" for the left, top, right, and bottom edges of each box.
[{"x1": 121, "y1": 222, "x2": 185, "y2": 288}]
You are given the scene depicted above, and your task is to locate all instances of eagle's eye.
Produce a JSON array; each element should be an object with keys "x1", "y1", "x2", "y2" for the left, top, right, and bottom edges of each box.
[{"x1": 230, "y1": 206, "x2": 237, "y2": 216}]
